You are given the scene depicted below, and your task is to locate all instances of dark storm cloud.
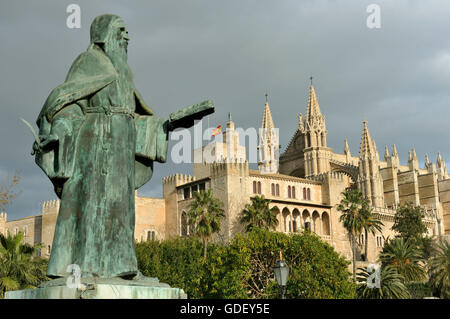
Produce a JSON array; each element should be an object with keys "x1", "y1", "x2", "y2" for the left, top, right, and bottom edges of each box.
[{"x1": 0, "y1": 0, "x2": 449, "y2": 219}]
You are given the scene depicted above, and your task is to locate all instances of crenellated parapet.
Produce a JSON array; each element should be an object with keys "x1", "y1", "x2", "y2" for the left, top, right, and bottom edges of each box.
[
  {"x1": 42, "y1": 199, "x2": 60, "y2": 214},
  {"x1": 310, "y1": 171, "x2": 345, "y2": 182},
  {"x1": 163, "y1": 174, "x2": 196, "y2": 188},
  {"x1": 210, "y1": 158, "x2": 249, "y2": 178}
]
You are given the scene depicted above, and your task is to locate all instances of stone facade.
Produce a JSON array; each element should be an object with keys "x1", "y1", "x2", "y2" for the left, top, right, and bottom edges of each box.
[{"x1": 1, "y1": 81, "x2": 448, "y2": 267}]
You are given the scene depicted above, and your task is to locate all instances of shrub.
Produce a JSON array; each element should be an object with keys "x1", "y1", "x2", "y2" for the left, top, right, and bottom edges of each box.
[{"x1": 135, "y1": 229, "x2": 355, "y2": 299}]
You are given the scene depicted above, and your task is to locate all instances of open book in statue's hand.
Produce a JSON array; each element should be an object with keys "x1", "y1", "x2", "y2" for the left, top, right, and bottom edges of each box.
[{"x1": 168, "y1": 100, "x2": 214, "y2": 130}]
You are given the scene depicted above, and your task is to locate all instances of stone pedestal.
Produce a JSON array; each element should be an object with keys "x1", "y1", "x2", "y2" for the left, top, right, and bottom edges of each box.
[{"x1": 5, "y1": 276, "x2": 187, "y2": 299}]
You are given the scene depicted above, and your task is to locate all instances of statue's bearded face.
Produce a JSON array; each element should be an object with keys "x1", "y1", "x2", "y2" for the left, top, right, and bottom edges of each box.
[
  {"x1": 113, "y1": 20, "x2": 130, "y2": 54},
  {"x1": 104, "y1": 19, "x2": 130, "y2": 63}
]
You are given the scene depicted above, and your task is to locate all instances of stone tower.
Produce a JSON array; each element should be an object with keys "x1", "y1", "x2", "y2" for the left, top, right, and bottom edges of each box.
[
  {"x1": 258, "y1": 93, "x2": 279, "y2": 174},
  {"x1": 303, "y1": 78, "x2": 331, "y2": 177},
  {"x1": 358, "y1": 120, "x2": 384, "y2": 207}
]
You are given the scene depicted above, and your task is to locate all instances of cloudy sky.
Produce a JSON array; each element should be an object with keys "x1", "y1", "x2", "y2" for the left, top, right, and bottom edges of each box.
[{"x1": 0, "y1": 0, "x2": 449, "y2": 220}]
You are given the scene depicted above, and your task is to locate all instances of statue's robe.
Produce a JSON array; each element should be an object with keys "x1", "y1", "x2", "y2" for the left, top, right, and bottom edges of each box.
[{"x1": 36, "y1": 44, "x2": 169, "y2": 278}]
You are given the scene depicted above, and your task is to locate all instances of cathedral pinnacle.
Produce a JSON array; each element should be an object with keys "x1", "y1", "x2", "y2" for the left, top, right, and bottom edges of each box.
[
  {"x1": 425, "y1": 154, "x2": 430, "y2": 167},
  {"x1": 298, "y1": 113, "x2": 304, "y2": 131},
  {"x1": 437, "y1": 151, "x2": 443, "y2": 165},
  {"x1": 412, "y1": 148, "x2": 417, "y2": 160},
  {"x1": 359, "y1": 120, "x2": 375, "y2": 158},
  {"x1": 392, "y1": 144, "x2": 398, "y2": 157},
  {"x1": 344, "y1": 139, "x2": 350, "y2": 155},
  {"x1": 384, "y1": 146, "x2": 390, "y2": 160}
]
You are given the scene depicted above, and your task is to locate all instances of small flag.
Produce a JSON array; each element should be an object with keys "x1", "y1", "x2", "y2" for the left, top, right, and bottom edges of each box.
[{"x1": 212, "y1": 125, "x2": 222, "y2": 137}]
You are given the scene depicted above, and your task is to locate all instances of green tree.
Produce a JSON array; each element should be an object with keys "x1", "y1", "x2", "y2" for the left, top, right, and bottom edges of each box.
[
  {"x1": 429, "y1": 239, "x2": 450, "y2": 298},
  {"x1": 188, "y1": 189, "x2": 225, "y2": 259},
  {"x1": 359, "y1": 202, "x2": 384, "y2": 261},
  {"x1": 239, "y1": 195, "x2": 278, "y2": 232},
  {"x1": 392, "y1": 202, "x2": 427, "y2": 242},
  {"x1": 379, "y1": 237, "x2": 426, "y2": 283},
  {"x1": 356, "y1": 265, "x2": 411, "y2": 299},
  {"x1": 135, "y1": 229, "x2": 356, "y2": 299},
  {"x1": 0, "y1": 232, "x2": 48, "y2": 298},
  {"x1": 337, "y1": 189, "x2": 366, "y2": 281}
]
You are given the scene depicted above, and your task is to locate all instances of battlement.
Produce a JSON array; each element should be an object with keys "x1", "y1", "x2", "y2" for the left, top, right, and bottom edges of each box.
[
  {"x1": 309, "y1": 171, "x2": 345, "y2": 182},
  {"x1": 163, "y1": 174, "x2": 196, "y2": 186},
  {"x1": 210, "y1": 158, "x2": 249, "y2": 177},
  {"x1": 42, "y1": 199, "x2": 60, "y2": 214}
]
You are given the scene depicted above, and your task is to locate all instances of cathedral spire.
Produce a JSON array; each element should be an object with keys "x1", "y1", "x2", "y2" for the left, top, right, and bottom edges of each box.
[
  {"x1": 384, "y1": 146, "x2": 390, "y2": 161},
  {"x1": 261, "y1": 93, "x2": 275, "y2": 131},
  {"x1": 258, "y1": 93, "x2": 279, "y2": 174},
  {"x1": 358, "y1": 120, "x2": 383, "y2": 207},
  {"x1": 304, "y1": 78, "x2": 327, "y2": 148},
  {"x1": 306, "y1": 80, "x2": 324, "y2": 123},
  {"x1": 359, "y1": 120, "x2": 375, "y2": 158}
]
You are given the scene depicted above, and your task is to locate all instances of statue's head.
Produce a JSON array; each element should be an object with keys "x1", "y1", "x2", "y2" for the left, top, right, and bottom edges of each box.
[{"x1": 90, "y1": 14, "x2": 129, "y2": 59}]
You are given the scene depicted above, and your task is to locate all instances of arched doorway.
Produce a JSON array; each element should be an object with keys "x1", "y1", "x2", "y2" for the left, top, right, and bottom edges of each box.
[
  {"x1": 271, "y1": 206, "x2": 281, "y2": 231},
  {"x1": 322, "y1": 212, "x2": 330, "y2": 236},
  {"x1": 282, "y1": 207, "x2": 290, "y2": 233},
  {"x1": 302, "y1": 209, "x2": 311, "y2": 232},
  {"x1": 312, "y1": 211, "x2": 320, "y2": 234},
  {"x1": 292, "y1": 208, "x2": 300, "y2": 233}
]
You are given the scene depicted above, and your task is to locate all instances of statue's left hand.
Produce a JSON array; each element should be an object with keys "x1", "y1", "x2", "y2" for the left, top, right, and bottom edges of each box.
[{"x1": 32, "y1": 134, "x2": 58, "y2": 155}]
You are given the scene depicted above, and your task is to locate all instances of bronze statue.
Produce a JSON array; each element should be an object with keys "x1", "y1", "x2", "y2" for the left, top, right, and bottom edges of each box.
[{"x1": 31, "y1": 14, "x2": 213, "y2": 279}]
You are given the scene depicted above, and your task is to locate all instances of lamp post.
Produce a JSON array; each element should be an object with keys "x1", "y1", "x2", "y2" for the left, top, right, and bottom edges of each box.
[{"x1": 273, "y1": 251, "x2": 289, "y2": 299}]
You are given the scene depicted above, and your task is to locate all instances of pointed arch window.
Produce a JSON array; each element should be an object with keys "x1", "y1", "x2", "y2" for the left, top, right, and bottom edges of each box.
[
  {"x1": 257, "y1": 181, "x2": 262, "y2": 194},
  {"x1": 276, "y1": 184, "x2": 280, "y2": 196},
  {"x1": 287, "y1": 186, "x2": 291, "y2": 198}
]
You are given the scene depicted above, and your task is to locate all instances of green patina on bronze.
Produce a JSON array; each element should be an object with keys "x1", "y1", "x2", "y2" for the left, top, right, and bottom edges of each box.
[{"x1": 32, "y1": 14, "x2": 214, "y2": 279}]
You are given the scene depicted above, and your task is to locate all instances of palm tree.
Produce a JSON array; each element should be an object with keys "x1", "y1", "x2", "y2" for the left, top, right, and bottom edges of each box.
[
  {"x1": 356, "y1": 265, "x2": 411, "y2": 299},
  {"x1": 429, "y1": 239, "x2": 450, "y2": 298},
  {"x1": 379, "y1": 237, "x2": 426, "y2": 283},
  {"x1": 418, "y1": 236, "x2": 437, "y2": 261},
  {"x1": 187, "y1": 189, "x2": 225, "y2": 259},
  {"x1": 337, "y1": 189, "x2": 366, "y2": 281},
  {"x1": 0, "y1": 232, "x2": 48, "y2": 298},
  {"x1": 240, "y1": 195, "x2": 278, "y2": 232},
  {"x1": 359, "y1": 202, "x2": 384, "y2": 261}
]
